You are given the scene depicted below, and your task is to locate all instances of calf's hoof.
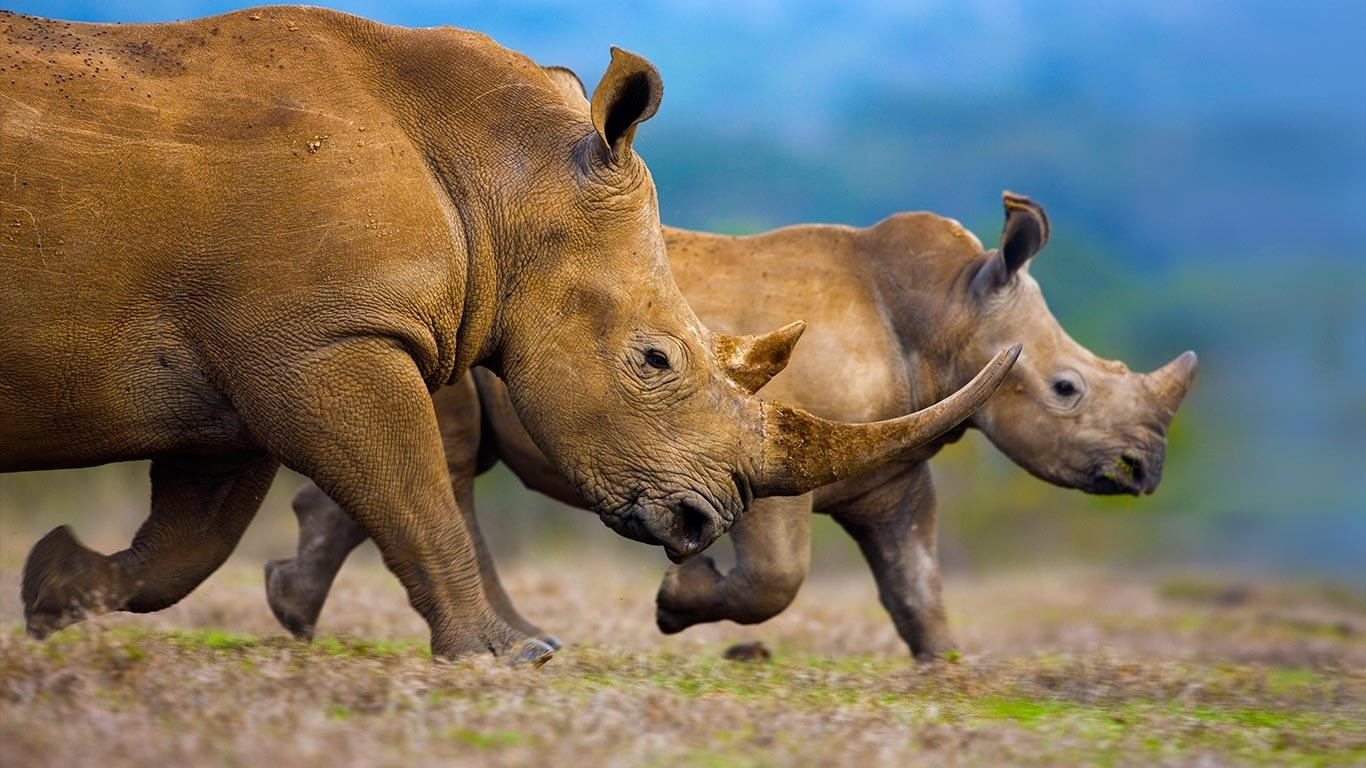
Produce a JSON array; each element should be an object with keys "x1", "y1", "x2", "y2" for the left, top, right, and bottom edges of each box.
[
  {"x1": 21, "y1": 525, "x2": 111, "y2": 639},
  {"x1": 654, "y1": 554, "x2": 724, "y2": 634},
  {"x1": 264, "y1": 558, "x2": 320, "y2": 641},
  {"x1": 655, "y1": 606, "x2": 694, "y2": 635}
]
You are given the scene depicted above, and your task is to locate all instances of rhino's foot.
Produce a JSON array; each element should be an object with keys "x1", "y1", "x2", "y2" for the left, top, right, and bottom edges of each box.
[
  {"x1": 655, "y1": 554, "x2": 725, "y2": 634},
  {"x1": 503, "y1": 617, "x2": 561, "y2": 652},
  {"x1": 511, "y1": 637, "x2": 557, "y2": 668},
  {"x1": 430, "y1": 625, "x2": 557, "y2": 668},
  {"x1": 22, "y1": 525, "x2": 118, "y2": 639},
  {"x1": 910, "y1": 636, "x2": 958, "y2": 665},
  {"x1": 264, "y1": 558, "x2": 323, "y2": 641}
]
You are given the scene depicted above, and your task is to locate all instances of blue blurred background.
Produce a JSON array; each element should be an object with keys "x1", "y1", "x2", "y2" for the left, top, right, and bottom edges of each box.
[{"x1": 3, "y1": 1, "x2": 1363, "y2": 581}]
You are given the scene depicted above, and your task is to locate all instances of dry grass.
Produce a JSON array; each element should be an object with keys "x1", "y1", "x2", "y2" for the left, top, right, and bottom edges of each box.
[
  {"x1": 0, "y1": 528, "x2": 1363, "y2": 766},
  {"x1": 0, "y1": 334, "x2": 1356, "y2": 766}
]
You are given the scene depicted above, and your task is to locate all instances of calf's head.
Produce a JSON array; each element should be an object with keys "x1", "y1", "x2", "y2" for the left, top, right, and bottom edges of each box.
[
  {"x1": 954, "y1": 193, "x2": 1196, "y2": 495},
  {"x1": 493, "y1": 53, "x2": 1020, "y2": 561}
]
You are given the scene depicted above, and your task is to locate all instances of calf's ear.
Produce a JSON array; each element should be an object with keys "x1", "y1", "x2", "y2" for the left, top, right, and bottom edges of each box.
[
  {"x1": 590, "y1": 47, "x2": 663, "y2": 161},
  {"x1": 973, "y1": 191, "x2": 1051, "y2": 295},
  {"x1": 543, "y1": 65, "x2": 590, "y2": 110}
]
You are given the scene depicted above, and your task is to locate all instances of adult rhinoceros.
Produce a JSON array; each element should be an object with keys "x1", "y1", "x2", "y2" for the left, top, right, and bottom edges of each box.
[
  {"x1": 267, "y1": 191, "x2": 1195, "y2": 659},
  {"x1": 0, "y1": 8, "x2": 1018, "y2": 664}
]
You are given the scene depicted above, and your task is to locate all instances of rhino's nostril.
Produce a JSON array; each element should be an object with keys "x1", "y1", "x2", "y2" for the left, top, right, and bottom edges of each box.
[
  {"x1": 1119, "y1": 453, "x2": 1146, "y2": 486},
  {"x1": 677, "y1": 497, "x2": 714, "y2": 550}
]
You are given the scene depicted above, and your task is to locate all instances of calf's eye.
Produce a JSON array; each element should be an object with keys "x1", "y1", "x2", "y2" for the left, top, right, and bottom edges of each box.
[{"x1": 645, "y1": 349, "x2": 671, "y2": 370}]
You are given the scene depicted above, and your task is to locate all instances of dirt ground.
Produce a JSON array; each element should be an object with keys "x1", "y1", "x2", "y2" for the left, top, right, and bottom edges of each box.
[{"x1": 0, "y1": 534, "x2": 1362, "y2": 766}]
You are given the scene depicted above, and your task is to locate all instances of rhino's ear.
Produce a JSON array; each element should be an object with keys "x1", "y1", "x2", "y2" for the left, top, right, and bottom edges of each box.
[
  {"x1": 972, "y1": 191, "x2": 1051, "y2": 295},
  {"x1": 715, "y1": 321, "x2": 807, "y2": 394},
  {"x1": 590, "y1": 47, "x2": 662, "y2": 161},
  {"x1": 543, "y1": 65, "x2": 589, "y2": 110}
]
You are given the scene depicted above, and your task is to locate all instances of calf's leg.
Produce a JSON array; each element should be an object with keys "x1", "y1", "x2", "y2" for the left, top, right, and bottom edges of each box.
[
  {"x1": 23, "y1": 452, "x2": 278, "y2": 637},
  {"x1": 655, "y1": 494, "x2": 812, "y2": 633},
  {"x1": 831, "y1": 463, "x2": 953, "y2": 660}
]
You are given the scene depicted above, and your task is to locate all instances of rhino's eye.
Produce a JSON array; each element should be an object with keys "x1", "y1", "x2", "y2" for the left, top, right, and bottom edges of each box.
[
  {"x1": 644, "y1": 349, "x2": 671, "y2": 371},
  {"x1": 1052, "y1": 379, "x2": 1077, "y2": 397}
]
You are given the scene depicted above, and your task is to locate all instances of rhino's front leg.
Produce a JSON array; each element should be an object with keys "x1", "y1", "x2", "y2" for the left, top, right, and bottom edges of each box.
[
  {"x1": 832, "y1": 463, "x2": 952, "y2": 661},
  {"x1": 241, "y1": 340, "x2": 551, "y2": 665},
  {"x1": 265, "y1": 377, "x2": 555, "y2": 646},
  {"x1": 655, "y1": 495, "x2": 812, "y2": 633},
  {"x1": 266, "y1": 479, "x2": 556, "y2": 646}
]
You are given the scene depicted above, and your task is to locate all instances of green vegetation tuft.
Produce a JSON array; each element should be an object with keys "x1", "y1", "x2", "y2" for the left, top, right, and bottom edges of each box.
[
  {"x1": 445, "y1": 728, "x2": 524, "y2": 748},
  {"x1": 165, "y1": 629, "x2": 259, "y2": 652}
]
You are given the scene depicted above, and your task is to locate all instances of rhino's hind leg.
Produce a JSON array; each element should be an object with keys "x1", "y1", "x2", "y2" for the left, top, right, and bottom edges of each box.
[
  {"x1": 22, "y1": 453, "x2": 278, "y2": 638},
  {"x1": 832, "y1": 464, "x2": 954, "y2": 661},
  {"x1": 655, "y1": 495, "x2": 812, "y2": 633},
  {"x1": 265, "y1": 482, "x2": 369, "y2": 641}
]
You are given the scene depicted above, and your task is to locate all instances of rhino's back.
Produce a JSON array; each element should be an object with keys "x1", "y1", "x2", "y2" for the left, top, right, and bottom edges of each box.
[
  {"x1": 0, "y1": 8, "x2": 509, "y2": 468},
  {"x1": 665, "y1": 224, "x2": 913, "y2": 424}
]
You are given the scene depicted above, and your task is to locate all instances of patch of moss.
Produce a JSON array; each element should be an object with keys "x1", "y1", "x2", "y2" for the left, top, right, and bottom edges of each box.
[
  {"x1": 165, "y1": 629, "x2": 258, "y2": 652},
  {"x1": 445, "y1": 728, "x2": 523, "y2": 748},
  {"x1": 1264, "y1": 666, "x2": 1322, "y2": 693},
  {"x1": 978, "y1": 697, "x2": 1079, "y2": 724}
]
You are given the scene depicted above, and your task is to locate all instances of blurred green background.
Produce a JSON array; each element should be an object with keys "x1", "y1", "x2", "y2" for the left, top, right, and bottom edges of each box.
[{"x1": 1, "y1": 1, "x2": 1363, "y2": 584}]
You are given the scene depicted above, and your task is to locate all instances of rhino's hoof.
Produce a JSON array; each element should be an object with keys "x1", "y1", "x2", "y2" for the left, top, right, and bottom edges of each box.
[
  {"x1": 540, "y1": 634, "x2": 563, "y2": 652},
  {"x1": 22, "y1": 525, "x2": 106, "y2": 639},
  {"x1": 25, "y1": 605, "x2": 87, "y2": 640},
  {"x1": 509, "y1": 638, "x2": 556, "y2": 668},
  {"x1": 263, "y1": 559, "x2": 316, "y2": 641}
]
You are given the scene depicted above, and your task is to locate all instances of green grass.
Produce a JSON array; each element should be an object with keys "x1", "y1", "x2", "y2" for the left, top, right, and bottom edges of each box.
[
  {"x1": 445, "y1": 728, "x2": 524, "y2": 748},
  {"x1": 1, "y1": 563, "x2": 1361, "y2": 767}
]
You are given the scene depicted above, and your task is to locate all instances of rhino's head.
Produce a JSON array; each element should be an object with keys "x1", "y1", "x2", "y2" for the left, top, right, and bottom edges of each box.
[
  {"x1": 490, "y1": 52, "x2": 1020, "y2": 561},
  {"x1": 950, "y1": 193, "x2": 1196, "y2": 495}
]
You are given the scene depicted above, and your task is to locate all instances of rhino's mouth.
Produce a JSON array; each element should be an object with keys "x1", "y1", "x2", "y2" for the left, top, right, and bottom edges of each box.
[{"x1": 606, "y1": 491, "x2": 726, "y2": 563}]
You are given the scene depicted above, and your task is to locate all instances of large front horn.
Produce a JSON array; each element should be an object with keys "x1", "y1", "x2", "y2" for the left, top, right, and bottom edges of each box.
[
  {"x1": 752, "y1": 344, "x2": 1022, "y2": 495},
  {"x1": 1145, "y1": 350, "x2": 1198, "y2": 416}
]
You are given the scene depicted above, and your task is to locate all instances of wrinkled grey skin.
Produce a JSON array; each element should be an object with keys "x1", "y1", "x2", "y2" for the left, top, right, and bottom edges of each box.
[{"x1": 266, "y1": 191, "x2": 1196, "y2": 658}]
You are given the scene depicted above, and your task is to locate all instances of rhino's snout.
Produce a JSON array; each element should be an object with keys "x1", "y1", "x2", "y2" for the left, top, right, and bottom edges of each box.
[
  {"x1": 1092, "y1": 448, "x2": 1166, "y2": 496},
  {"x1": 619, "y1": 492, "x2": 726, "y2": 564},
  {"x1": 662, "y1": 493, "x2": 725, "y2": 563}
]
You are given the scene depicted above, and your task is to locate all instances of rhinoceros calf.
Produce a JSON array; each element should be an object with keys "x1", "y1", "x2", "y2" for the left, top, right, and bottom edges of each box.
[
  {"x1": 267, "y1": 191, "x2": 1194, "y2": 659},
  {"x1": 1, "y1": 8, "x2": 1017, "y2": 663}
]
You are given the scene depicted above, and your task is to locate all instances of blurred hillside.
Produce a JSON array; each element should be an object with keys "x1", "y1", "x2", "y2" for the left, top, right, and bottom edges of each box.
[{"x1": 1, "y1": 1, "x2": 1363, "y2": 581}]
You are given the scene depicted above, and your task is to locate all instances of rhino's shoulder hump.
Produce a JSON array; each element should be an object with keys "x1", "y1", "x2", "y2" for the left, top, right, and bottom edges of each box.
[{"x1": 866, "y1": 211, "x2": 984, "y2": 257}]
